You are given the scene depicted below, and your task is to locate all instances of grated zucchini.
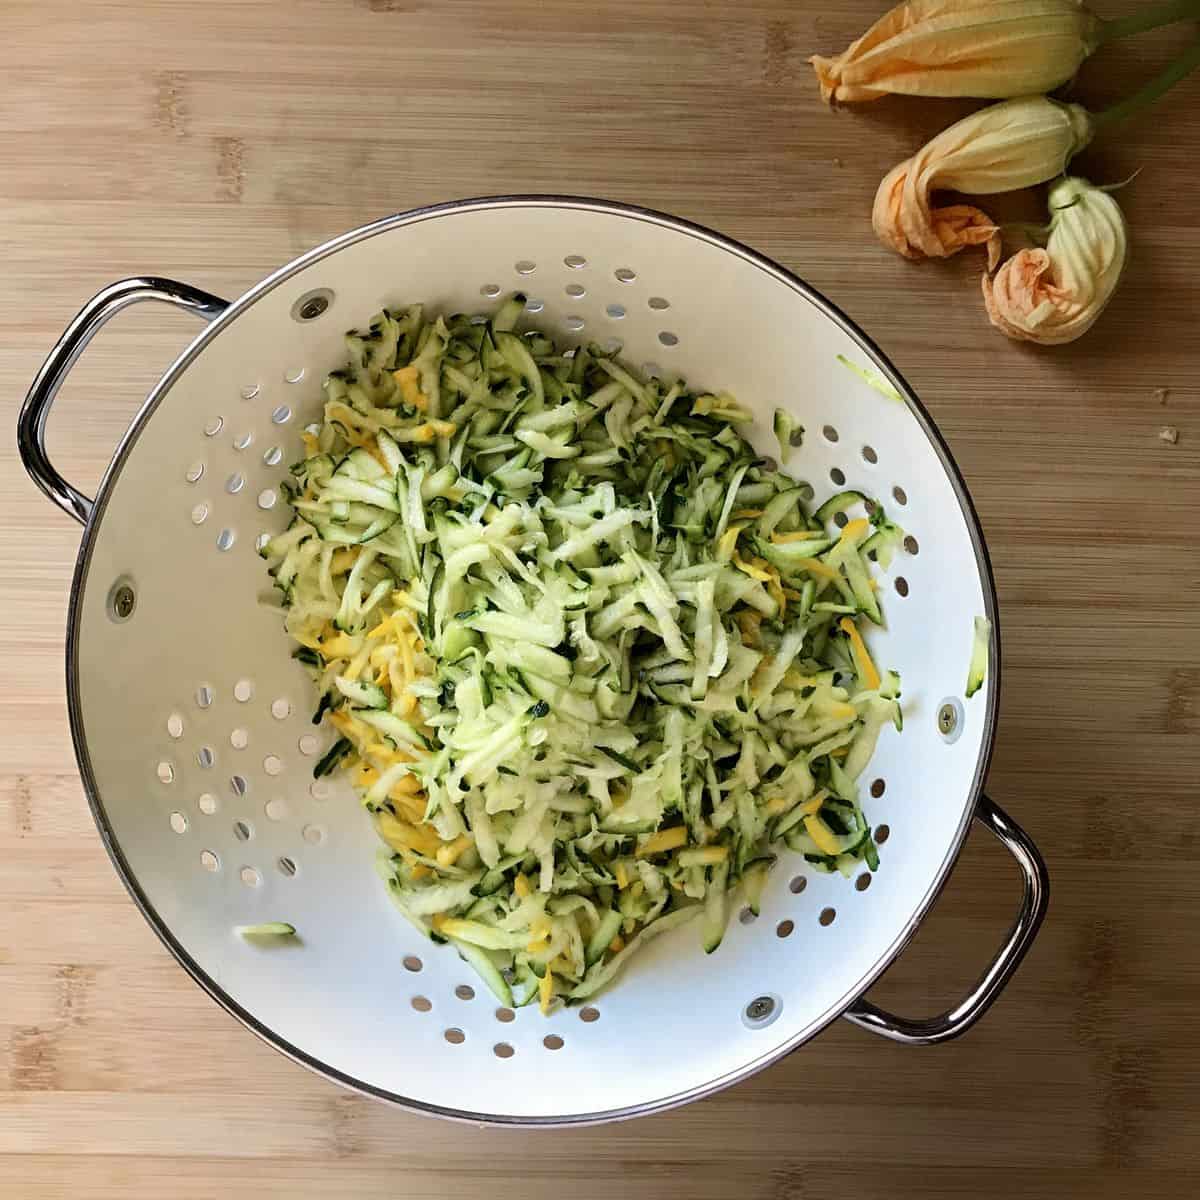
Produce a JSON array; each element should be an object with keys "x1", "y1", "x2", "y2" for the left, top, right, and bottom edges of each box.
[
  {"x1": 262, "y1": 298, "x2": 906, "y2": 1007},
  {"x1": 967, "y1": 615, "x2": 991, "y2": 698}
]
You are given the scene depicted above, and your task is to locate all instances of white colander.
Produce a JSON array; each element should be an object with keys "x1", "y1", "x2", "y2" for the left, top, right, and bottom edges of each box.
[{"x1": 19, "y1": 196, "x2": 1048, "y2": 1126}]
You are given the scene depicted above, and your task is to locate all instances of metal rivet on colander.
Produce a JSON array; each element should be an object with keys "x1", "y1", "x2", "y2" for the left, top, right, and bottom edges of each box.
[
  {"x1": 108, "y1": 579, "x2": 136, "y2": 622},
  {"x1": 291, "y1": 289, "x2": 333, "y2": 322},
  {"x1": 742, "y1": 993, "x2": 782, "y2": 1030},
  {"x1": 938, "y1": 697, "x2": 965, "y2": 744}
]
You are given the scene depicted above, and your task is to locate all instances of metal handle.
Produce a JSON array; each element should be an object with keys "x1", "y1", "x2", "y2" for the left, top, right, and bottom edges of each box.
[
  {"x1": 843, "y1": 793, "x2": 1049, "y2": 1046},
  {"x1": 18, "y1": 276, "x2": 229, "y2": 526}
]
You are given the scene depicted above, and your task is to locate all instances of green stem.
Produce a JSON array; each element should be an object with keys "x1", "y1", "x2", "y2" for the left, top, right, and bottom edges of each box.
[
  {"x1": 1093, "y1": 38, "x2": 1200, "y2": 128},
  {"x1": 1101, "y1": 0, "x2": 1200, "y2": 42}
]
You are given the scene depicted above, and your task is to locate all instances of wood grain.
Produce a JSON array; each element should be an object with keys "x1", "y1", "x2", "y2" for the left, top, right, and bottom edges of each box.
[{"x1": 2, "y1": 1, "x2": 1198, "y2": 1195}]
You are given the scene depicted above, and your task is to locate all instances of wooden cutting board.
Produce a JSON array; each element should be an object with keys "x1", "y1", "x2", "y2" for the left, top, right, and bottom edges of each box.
[{"x1": 2, "y1": 2, "x2": 1198, "y2": 1196}]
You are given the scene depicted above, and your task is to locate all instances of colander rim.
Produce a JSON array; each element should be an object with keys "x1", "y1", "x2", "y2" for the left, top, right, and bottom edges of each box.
[{"x1": 64, "y1": 194, "x2": 1001, "y2": 1126}]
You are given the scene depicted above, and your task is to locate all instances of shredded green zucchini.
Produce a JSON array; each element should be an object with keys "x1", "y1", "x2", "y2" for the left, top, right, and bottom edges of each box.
[
  {"x1": 967, "y1": 615, "x2": 991, "y2": 698},
  {"x1": 261, "y1": 296, "x2": 904, "y2": 1010},
  {"x1": 836, "y1": 353, "x2": 903, "y2": 403},
  {"x1": 237, "y1": 923, "x2": 297, "y2": 939}
]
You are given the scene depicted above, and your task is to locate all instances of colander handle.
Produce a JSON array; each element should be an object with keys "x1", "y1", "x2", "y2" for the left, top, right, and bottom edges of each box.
[
  {"x1": 18, "y1": 277, "x2": 229, "y2": 525},
  {"x1": 843, "y1": 794, "x2": 1049, "y2": 1046}
]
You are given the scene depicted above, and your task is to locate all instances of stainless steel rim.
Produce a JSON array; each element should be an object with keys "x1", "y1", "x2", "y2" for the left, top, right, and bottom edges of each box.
[{"x1": 63, "y1": 194, "x2": 1003, "y2": 1125}]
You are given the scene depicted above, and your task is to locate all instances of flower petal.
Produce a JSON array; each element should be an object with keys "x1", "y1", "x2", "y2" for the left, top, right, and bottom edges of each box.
[
  {"x1": 982, "y1": 176, "x2": 1128, "y2": 345},
  {"x1": 873, "y1": 159, "x2": 1001, "y2": 262},
  {"x1": 811, "y1": 0, "x2": 1103, "y2": 104},
  {"x1": 873, "y1": 97, "x2": 1092, "y2": 263}
]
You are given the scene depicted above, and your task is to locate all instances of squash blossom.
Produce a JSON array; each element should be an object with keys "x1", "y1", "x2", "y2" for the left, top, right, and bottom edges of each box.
[
  {"x1": 982, "y1": 175, "x2": 1128, "y2": 344},
  {"x1": 872, "y1": 96, "x2": 1092, "y2": 264},
  {"x1": 811, "y1": 0, "x2": 1200, "y2": 104}
]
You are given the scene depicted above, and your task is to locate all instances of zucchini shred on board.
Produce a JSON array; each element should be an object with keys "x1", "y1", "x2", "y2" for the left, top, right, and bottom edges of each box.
[{"x1": 261, "y1": 294, "x2": 905, "y2": 1012}]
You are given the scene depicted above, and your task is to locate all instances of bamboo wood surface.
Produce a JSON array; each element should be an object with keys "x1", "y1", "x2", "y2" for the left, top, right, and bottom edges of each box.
[{"x1": 1, "y1": 2, "x2": 1198, "y2": 1196}]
